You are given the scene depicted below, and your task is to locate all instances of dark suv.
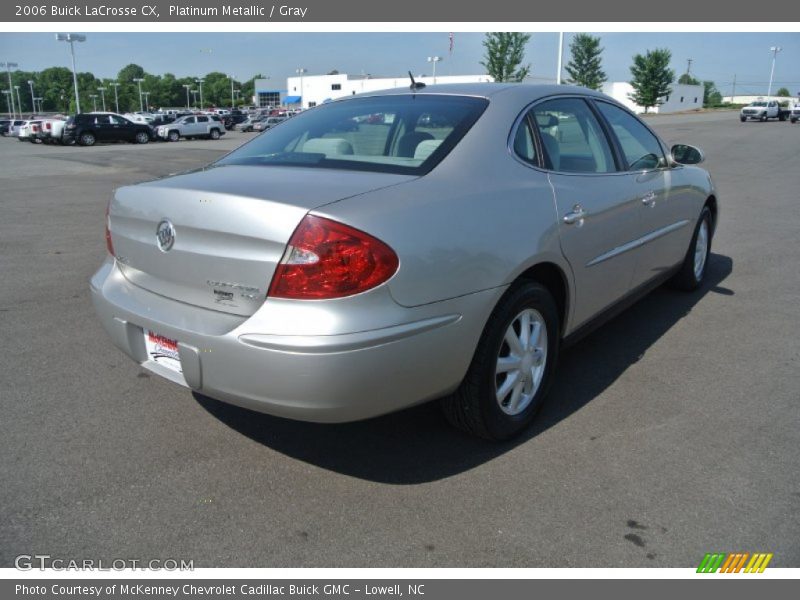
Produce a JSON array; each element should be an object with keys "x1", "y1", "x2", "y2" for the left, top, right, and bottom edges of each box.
[{"x1": 63, "y1": 113, "x2": 153, "y2": 146}]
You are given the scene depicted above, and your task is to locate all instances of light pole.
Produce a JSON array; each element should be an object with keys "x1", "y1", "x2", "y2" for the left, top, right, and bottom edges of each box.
[
  {"x1": 1, "y1": 62, "x2": 18, "y2": 118},
  {"x1": 556, "y1": 33, "x2": 564, "y2": 84},
  {"x1": 35, "y1": 97, "x2": 43, "y2": 112},
  {"x1": 229, "y1": 74, "x2": 235, "y2": 108},
  {"x1": 142, "y1": 91, "x2": 150, "y2": 111},
  {"x1": 427, "y1": 56, "x2": 442, "y2": 84},
  {"x1": 295, "y1": 68, "x2": 307, "y2": 108},
  {"x1": 2, "y1": 90, "x2": 11, "y2": 117},
  {"x1": 182, "y1": 84, "x2": 191, "y2": 109},
  {"x1": 191, "y1": 89, "x2": 198, "y2": 108},
  {"x1": 111, "y1": 82, "x2": 120, "y2": 113},
  {"x1": 133, "y1": 78, "x2": 144, "y2": 112},
  {"x1": 89, "y1": 93, "x2": 97, "y2": 112},
  {"x1": 27, "y1": 79, "x2": 36, "y2": 113},
  {"x1": 97, "y1": 86, "x2": 106, "y2": 111},
  {"x1": 195, "y1": 79, "x2": 204, "y2": 110},
  {"x1": 55, "y1": 34, "x2": 86, "y2": 114},
  {"x1": 767, "y1": 46, "x2": 783, "y2": 99},
  {"x1": 14, "y1": 85, "x2": 22, "y2": 116}
]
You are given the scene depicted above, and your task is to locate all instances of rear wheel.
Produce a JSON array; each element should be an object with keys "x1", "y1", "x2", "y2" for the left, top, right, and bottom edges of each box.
[
  {"x1": 670, "y1": 206, "x2": 712, "y2": 291},
  {"x1": 209, "y1": 128, "x2": 220, "y2": 140},
  {"x1": 135, "y1": 131, "x2": 150, "y2": 144},
  {"x1": 79, "y1": 132, "x2": 96, "y2": 146},
  {"x1": 442, "y1": 282, "x2": 560, "y2": 440}
]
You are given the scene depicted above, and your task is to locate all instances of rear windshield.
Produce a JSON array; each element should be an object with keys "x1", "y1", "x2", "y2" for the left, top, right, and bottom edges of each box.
[{"x1": 216, "y1": 95, "x2": 489, "y2": 175}]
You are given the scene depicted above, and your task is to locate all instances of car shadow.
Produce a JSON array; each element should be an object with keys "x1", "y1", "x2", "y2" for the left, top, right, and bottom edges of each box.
[{"x1": 194, "y1": 252, "x2": 733, "y2": 484}]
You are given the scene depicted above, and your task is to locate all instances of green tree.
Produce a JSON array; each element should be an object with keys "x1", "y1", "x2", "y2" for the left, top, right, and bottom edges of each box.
[
  {"x1": 702, "y1": 81, "x2": 722, "y2": 107},
  {"x1": 481, "y1": 32, "x2": 531, "y2": 82},
  {"x1": 775, "y1": 87, "x2": 791, "y2": 97},
  {"x1": 629, "y1": 49, "x2": 674, "y2": 113},
  {"x1": 678, "y1": 73, "x2": 700, "y2": 85},
  {"x1": 564, "y1": 33, "x2": 606, "y2": 90}
]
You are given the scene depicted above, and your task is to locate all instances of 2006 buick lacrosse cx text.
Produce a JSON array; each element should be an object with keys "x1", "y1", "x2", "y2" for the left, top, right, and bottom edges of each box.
[{"x1": 91, "y1": 83, "x2": 717, "y2": 440}]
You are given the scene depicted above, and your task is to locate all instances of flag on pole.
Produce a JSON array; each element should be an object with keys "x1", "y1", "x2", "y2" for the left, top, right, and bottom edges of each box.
[{"x1": 449, "y1": 32, "x2": 454, "y2": 55}]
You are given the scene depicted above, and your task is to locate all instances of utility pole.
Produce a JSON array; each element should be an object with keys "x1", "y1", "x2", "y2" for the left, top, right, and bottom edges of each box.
[
  {"x1": 686, "y1": 58, "x2": 693, "y2": 76},
  {"x1": 2, "y1": 62, "x2": 19, "y2": 118},
  {"x1": 731, "y1": 74, "x2": 737, "y2": 103},
  {"x1": 767, "y1": 46, "x2": 782, "y2": 99}
]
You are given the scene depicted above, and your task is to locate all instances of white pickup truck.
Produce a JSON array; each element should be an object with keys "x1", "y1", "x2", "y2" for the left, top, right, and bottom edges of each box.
[
  {"x1": 156, "y1": 114, "x2": 225, "y2": 141},
  {"x1": 740, "y1": 100, "x2": 790, "y2": 122},
  {"x1": 790, "y1": 104, "x2": 800, "y2": 124}
]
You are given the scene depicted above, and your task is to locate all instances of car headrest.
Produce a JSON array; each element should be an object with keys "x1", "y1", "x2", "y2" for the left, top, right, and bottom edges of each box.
[
  {"x1": 413, "y1": 139, "x2": 443, "y2": 160},
  {"x1": 302, "y1": 138, "x2": 354, "y2": 156},
  {"x1": 398, "y1": 131, "x2": 434, "y2": 157}
]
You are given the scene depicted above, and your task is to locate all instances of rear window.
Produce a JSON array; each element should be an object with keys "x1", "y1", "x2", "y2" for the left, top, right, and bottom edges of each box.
[{"x1": 216, "y1": 95, "x2": 489, "y2": 175}]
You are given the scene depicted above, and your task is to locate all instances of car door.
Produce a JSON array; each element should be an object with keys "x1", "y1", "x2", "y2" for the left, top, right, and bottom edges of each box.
[
  {"x1": 106, "y1": 115, "x2": 129, "y2": 141},
  {"x1": 530, "y1": 97, "x2": 643, "y2": 329},
  {"x1": 195, "y1": 115, "x2": 209, "y2": 135},
  {"x1": 593, "y1": 100, "x2": 689, "y2": 288},
  {"x1": 181, "y1": 116, "x2": 196, "y2": 135}
]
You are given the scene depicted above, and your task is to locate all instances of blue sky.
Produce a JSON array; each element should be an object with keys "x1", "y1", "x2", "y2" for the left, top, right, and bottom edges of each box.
[{"x1": 1, "y1": 32, "x2": 798, "y2": 96}]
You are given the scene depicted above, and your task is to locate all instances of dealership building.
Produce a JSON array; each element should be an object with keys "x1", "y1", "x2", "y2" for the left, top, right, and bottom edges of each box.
[{"x1": 602, "y1": 82, "x2": 705, "y2": 114}]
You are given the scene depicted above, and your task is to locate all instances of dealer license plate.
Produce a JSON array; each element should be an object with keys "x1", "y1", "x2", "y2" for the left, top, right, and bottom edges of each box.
[{"x1": 144, "y1": 330, "x2": 183, "y2": 374}]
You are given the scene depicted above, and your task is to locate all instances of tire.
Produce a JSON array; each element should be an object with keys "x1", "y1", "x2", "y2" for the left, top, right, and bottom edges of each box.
[
  {"x1": 209, "y1": 128, "x2": 220, "y2": 140},
  {"x1": 740, "y1": 116, "x2": 746, "y2": 122},
  {"x1": 79, "y1": 132, "x2": 96, "y2": 146},
  {"x1": 168, "y1": 130, "x2": 180, "y2": 142},
  {"x1": 135, "y1": 131, "x2": 150, "y2": 144},
  {"x1": 791, "y1": 117, "x2": 798, "y2": 124},
  {"x1": 441, "y1": 281, "x2": 560, "y2": 440},
  {"x1": 760, "y1": 113, "x2": 767, "y2": 122},
  {"x1": 778, "y1": 112, "x2": 786, "y2": 122},
  {"x1": 669, "y1": 206, "x2": 713, "y2": 291}
]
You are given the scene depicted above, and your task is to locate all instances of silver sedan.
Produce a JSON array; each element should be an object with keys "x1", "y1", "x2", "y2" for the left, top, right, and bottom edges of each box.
[{"x1": 91, "y1": 83, "x2": 717, "y2": 439}]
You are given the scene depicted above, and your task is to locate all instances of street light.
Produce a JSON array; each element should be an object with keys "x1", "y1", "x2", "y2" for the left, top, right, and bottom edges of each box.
[
  {"x1": 182, "y1": 84, "x2": 191, "y2": 109},
  {"x1": 55, "y1": 34, "x2": 86, "y2": 114},
  {"x1": 195, "y1": 79, "x2": 204, "y2": 110},
  {"x1": 27, "y1": 79, "x2": 35, "y2": 113},
  {"x1": 89, "y1": 93, "x2": 97, "y2": 112},
  {"x1": 427, "y1": 56, "x2": 442, "y2": 84},
  {"x1": 133, "y1": 77, "x2": 144, "y2": 112},
  {"x1": 2, "y1": 89, "x2": 11, "y2": 117},
  {"x1": 97, "y1": 86, "x2": 106, "y2": 111},
  {"x1": 767, "y1": 46, "x2": 783, "y2": 99},
  {"x1": 14, "y1": 85, "x2": 22, "y2": 116},
  {"x1": 111, "y1": 82, "x2": 120, "y2": 113},
  {"x1": 191, "y1": 89, "x2": 198, "y2": 107},
  {"x1": 1, "y1": 61, "x2": 18, "y2": 118},
  {"x1": 142, "y1": 91, "x2": 150, "y2": 111},
  {"x1": 295, "y1": 68, "x2": 307, "y2": 108},
  {"x1": 229, "y1": 74, "x2": 236, "y2": 108},
  {"x1": 34, "y1": 97, "x2": 43, "y2": 112}
]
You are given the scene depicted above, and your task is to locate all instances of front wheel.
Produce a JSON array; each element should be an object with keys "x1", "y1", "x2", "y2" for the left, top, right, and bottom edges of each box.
[
  {"x1": 760, "y1": 114, "x2": 767, "y2": 122},
  {"x1": 442, "y1": 282, "x2": 560, "y2": 440},
  {"x1": 740, "y1": 116, "x2": 746, "y2": 122},
  {"x1": 135, "y1": 131, "x2": 150, "y2": 144},
  {"x1": 168, "y1": 130, "x2": 180, "y2": 142},
  {"x1": 670, "y1": 207, "x2": 713, "y2": 291}
]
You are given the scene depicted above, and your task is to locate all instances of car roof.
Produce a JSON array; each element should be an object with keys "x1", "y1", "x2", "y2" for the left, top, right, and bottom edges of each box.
[{"x1": 354, "y1": 82, "x2": 608, "y2": 102}]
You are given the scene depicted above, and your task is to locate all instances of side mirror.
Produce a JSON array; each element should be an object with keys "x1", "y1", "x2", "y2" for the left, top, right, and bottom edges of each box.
[{"x1": 671, "y1": 143, "x2": 705, "y2": 165}]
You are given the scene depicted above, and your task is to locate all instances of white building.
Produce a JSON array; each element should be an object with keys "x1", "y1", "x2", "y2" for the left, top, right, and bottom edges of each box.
[
  {"x1": 602, "y1": 82, "x2": 704, "y2": 114},
  {"x1": 282, "y1": 73, "x2": 493, "y2": 109}
]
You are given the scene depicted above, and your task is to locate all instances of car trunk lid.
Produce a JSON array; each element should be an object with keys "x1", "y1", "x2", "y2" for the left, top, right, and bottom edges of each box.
[{"x1": 109, "y1": 164, "x2": 415, "y2": 316}]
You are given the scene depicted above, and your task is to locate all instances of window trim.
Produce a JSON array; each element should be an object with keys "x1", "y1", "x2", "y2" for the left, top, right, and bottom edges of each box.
[{"x1": 507, "y1": 93, "x2": 629, "y2": 177}]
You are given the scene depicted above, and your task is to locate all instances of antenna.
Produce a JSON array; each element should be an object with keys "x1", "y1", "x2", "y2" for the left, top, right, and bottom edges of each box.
[{"x1": 409, "y1": 71, "x2": 426, "y2": 90}]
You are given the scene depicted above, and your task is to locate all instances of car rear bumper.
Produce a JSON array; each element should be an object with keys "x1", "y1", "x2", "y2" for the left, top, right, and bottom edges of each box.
[{"x1": 90, "y1": 258, "x2": 501, "y2": 422}]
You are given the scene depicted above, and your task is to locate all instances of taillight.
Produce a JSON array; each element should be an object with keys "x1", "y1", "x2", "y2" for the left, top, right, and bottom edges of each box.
[
  {"x1": 105, "y1": 200, "x2": 115, "y2": 256},
  {"x1": 268, "y1": 215, "x2": 399, "y2": 300}
]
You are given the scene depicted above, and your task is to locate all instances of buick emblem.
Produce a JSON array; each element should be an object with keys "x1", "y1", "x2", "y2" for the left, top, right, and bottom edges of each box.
[{"x1": 156, "y1": 219, "x2": 176, "y2": 252}]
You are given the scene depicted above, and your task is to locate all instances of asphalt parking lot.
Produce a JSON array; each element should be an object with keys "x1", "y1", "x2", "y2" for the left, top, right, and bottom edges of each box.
[{"x1": 1, "y1": 113, "x2": 798, "y2": 568}]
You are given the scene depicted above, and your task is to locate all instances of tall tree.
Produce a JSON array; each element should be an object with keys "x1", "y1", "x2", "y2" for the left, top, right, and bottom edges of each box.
[
  {"x1": 481, "y1": 32, "x2": 531, "y2": 82},
  {"x1": 702, "y1": 81, "x2": 722, "y2": 107},
  {"x1": 775, "y1": 87, "x2": 790, "y2": 97},
  {"x1": 629, "y1": 49, "x2": 674, "y2": 113},
  {"x1": 678, "y1": 73, "x2": 700, "y2": 85},
  {"x1": 564, "y1": 33, "x2": 606, "y2": 90}
]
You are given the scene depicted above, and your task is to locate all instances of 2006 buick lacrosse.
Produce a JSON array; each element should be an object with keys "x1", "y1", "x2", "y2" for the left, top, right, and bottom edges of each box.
[{"x1": 91, "y1": 83, "x2": 717, "y2": 439}]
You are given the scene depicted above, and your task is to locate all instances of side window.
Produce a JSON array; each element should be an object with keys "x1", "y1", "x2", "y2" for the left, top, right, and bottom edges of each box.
[
  {"x1": 94, "y1": 115, "x2": 111, "y2": 125},
  {"x1": 197, "y1": 116, "x2": 209, "y2": 123},
  {"x1": 512, "y1": 116, "x2": 537, "y2": 164},
  {"x1": 532, "y1": 98, "x2": 615, "y2": 173},
  {"x1": 595, "y1": 101, "x2": 665, "y2": 171},
  {"x1": 185, "y1": 117, "x2": 196, "y2": 124}
]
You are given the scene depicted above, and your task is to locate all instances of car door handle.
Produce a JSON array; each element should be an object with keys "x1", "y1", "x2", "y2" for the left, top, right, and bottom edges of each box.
[
  {"x1": 563, "y1": 205, "x2": 586, "y2": 225},
  {"x1": 641, "y1": 191, "x2": 656, "y2": 207}
]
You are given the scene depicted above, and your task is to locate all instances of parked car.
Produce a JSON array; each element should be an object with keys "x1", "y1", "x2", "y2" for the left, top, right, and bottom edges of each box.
[
  {"x1": 0, "y1": 119, "x2": 10, "y2": 135},
  {"x1": 252, "y1": 116, "x2": 287, "y2": 132},
  {"x1": 63, "y1": 113, "x2": 153, "y2": 146},
  {"x1": 92, "y1": 84, "x2": 718, "y2": 440},
  {"x1": 790, "y1": 103, "x2": 800, "y2": 124},
  {"x1": 9, "y1": 119, "x2": 32, "y2": 138},
  {"x1": 235, "y1": 117, "x2": 256, "y2": 132},
  {"x1": 36, "y1": 118, "x2": 67, "y2": 144},
  {"x1": 155, "y1": 114, "x2": 225, "y2": 141},
  {"x1": 223, "y1": 113, "x2": 249, "y2": 130},
  {"x1": 739, "y1": 100, "x2": 790, "y2": 122},
  {"x1": 18, "y1": 120, "x2": 42, "y2": 143}
]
